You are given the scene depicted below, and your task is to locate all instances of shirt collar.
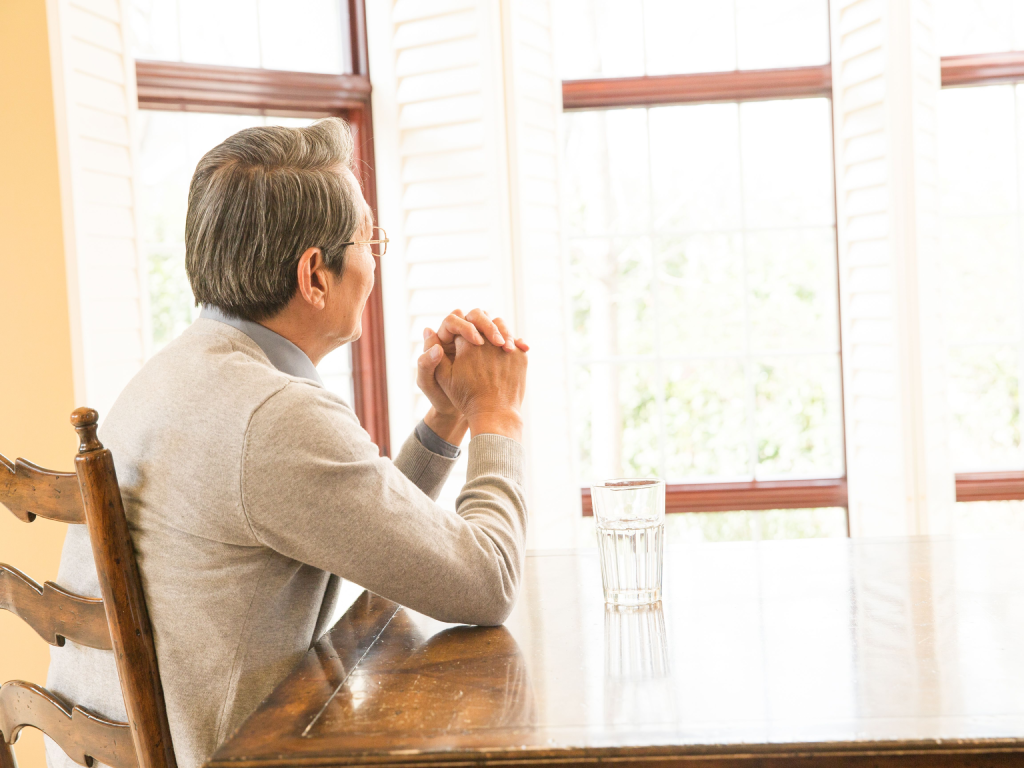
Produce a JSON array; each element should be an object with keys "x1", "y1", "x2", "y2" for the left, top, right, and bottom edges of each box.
[{"x1": 199, "y1": 305, "x2": 323, "y2": 385}]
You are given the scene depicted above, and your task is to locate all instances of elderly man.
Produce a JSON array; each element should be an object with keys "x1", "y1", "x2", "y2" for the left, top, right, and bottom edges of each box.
[{"x1": 46, "y1": 118, "x2": 528, "y2": 768}]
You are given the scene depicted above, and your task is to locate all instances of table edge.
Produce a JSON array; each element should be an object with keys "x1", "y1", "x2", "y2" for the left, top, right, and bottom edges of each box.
[{"x1": 205, "y1": 736, "x2": 1024, "y2": 767}]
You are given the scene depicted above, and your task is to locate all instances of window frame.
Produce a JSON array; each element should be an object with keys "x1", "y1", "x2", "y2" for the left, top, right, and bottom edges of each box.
[
  {"x1": 562, "y1": 61, "x2": 847, "y2": 519},
  {"x1": 132, "y1": 0, "x2": 391, "y2": 456},
  {"x1": 938, "y1": 49, "x2": 1024, "y2": 503},
  {"x1": 565, "y1": 49, "x2": 1024, "y2": 514}
]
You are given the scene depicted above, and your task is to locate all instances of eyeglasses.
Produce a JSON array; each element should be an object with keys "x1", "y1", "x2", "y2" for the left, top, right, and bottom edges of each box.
[{"x1": 341, "y1": 226, "x2": 388, "y2": 256}]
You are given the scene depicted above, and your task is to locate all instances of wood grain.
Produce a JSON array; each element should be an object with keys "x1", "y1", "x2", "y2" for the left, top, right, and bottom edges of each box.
[
  {"x1": 0, "y1": 681, "x2": 136, "y2": 768},
  {"x1": 955, "y1": 471, "x2": 1024, "y2": 502},
  {"x1": 562, "y1": 65, "x2": 832, "y2": 110},
  {"x1": 347, "y1": 0, "x2": 391, "y2": 455},
  {"x1": 581, "y1": 476, "x2": 848, "y2": 515},
  {"x1": 349, "y1": 105, "x2": 391, "y2": 457},
  {"x1": 72, "y1": 408, "x2": 177, "y2": 768},
  {"x1": 0, "y1": 454, "x2": 83, "y2": 524},
  {"x1": 135, "y1": 60, "x2": 370, "y2": 116},
  {"x1": 941, "y1": 51, "x2": 1024, "y2": 87},
  {"x1": 209, "y1": 539, "x2": 1024, "y2": 768},
  {"x1": 0, "y1": 564, "x2": 111, "y2": 650}
]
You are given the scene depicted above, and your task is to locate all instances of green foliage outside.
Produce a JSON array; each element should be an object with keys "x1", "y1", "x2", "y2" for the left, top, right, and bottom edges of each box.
[{"x1": 148, "y1": 247, "x2": 194, "y2": 350}]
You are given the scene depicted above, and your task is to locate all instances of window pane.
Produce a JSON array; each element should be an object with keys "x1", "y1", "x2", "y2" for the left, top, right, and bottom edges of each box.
[
  {"x1": 563, "y1": 99, "x2": 841, "y2": 484},
  {"x1": 656, "y1": 234, "x2": 745, "y2": 355},
  {"x1": 947, "y1": 345, "x2": 1021, "y2": 470},
  {"x1": 941, "y1": 216, "x2": 1020, "y2": 345},
  {"x1": 938, "y1": 86, "x2": 1017, "y2": 216},
  {"x1": 747, "y1": 228, "x2": 838, "y2": 353},
  {"x1": 741, "y1": 98, "x2": 835, "y2": 229},
  {"x1": 570, "y1": 237, "x2": 656, "y2": 358},
  {"x1": 554, "y1": 0, "x2": 645, "y2": 79},
  {"x1": 735, "y1": 0, "x2": 830, "y2": 70},
  {"x1": 130, "y1": 0, "x2": 182, "y2": 61},
  {"x1": 319, "y1": 344, "x2": 355, "y2": 407},
  {"x1": 936, "y1": 0, "x2": 1024, "y2": 56},
  {"x1": 554, "y1": 0, "x2": 830, "y2": 79},
  {"x1": 663, "y1": 507, "x2": 847, "y2": 542},
  {"x1": 938, "y1": 84, "x2": 1024, "y2": 472},
  {"x1": 177, "y1": 0, "x2": 260, "y2": 67},
  {"x1": 663, "y1": 360, "x2": 749, "y2": 480},
  {"x1": 754, "y1": 355, "x2": 844, "y2": 478},
  {"x1": 562, "y1": 109, "x2": 650, "y2": 237},
  {"x1": 953, "y1": 501, "x2": 1024, "y2": 536},
  {"x1": 621, "y1": 364, "x2": 662, "y2": 477},
  {"x1": 258, "y1": 0, "x2": 348, "y2": 74},
  {"x1": 137, "y1": 111, "x2": 356, "y2": 402},
  {"x1": 573, "y1": 363, "x2": 659, "y2": 483},
  {"x1": 131, "y1": 0, "x2": 350, "y2": 74},
  {"x1": 581, "y1": 506, "x2": 846, "y2": 547},
  {"x1": 650, "y1": 104, "x2": 741, "y2": 231},
  {"x1": 643, "y1": 0, "x2": 736, "y2": 76}
]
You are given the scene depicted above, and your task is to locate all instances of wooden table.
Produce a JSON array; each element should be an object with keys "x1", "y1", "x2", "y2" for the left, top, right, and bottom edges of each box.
[{"x1": 208, "y1": 536, "x2": 1024, "y2": 767}]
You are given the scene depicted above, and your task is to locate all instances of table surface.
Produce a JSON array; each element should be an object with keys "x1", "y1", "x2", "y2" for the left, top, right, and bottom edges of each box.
[{"x1": 208, "y1": 536, "x2": 1024, "y2": 767}]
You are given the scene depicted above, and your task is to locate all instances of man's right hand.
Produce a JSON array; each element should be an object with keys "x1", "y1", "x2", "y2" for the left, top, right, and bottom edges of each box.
[{"x1": 434, "y1": 335, "x2": 528, "y2": 442}]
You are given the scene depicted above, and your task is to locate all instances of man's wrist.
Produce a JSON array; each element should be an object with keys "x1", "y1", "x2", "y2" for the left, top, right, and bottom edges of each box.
[
  {"x1": 423, "y1": 407, "x2": 469, "y2": 446},
  {"x1": 466, "y1": 409, "x2": 523, "y2": 442}
]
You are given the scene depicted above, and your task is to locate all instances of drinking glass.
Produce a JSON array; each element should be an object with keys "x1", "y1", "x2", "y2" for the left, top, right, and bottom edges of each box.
[{"x1": 591, "y1": 479, "x2": 665, "y2": 605}]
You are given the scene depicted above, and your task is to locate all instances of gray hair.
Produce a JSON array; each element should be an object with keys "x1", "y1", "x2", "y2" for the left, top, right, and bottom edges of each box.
[{"x1": 185, "y1": 117, "x2": 362, "y2": 321}]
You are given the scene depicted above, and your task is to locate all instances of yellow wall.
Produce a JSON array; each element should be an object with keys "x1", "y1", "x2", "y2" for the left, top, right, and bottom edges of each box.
[{"x1": 0, "y1": 0, "x2": 78, "y2": 765}]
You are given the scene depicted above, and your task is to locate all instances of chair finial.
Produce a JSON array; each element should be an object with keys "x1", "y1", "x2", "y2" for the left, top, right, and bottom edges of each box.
[{"x1": 71, "y1": 408, "x2": 102, "y2": 454}]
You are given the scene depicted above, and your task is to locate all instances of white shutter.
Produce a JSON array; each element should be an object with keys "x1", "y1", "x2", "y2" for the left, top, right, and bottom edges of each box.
[
  {"x1": 50, "y1": 0, "x2": 148, "y2": 418},
  {"x1": 368, "y1": 0, "x2": 579, "y2": 545},
  {"x1": 831, "y1": 0, "x2": 954, "y2": 535},
  {"x1": 500, "y1": 0, "x2": 580, "y2": 547},
  {"x1": 370, "y1": 0, "x2": 510, "y2": 442}
]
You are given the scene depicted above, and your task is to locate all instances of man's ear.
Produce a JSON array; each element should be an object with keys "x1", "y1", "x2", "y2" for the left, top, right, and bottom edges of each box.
[{"x1": 296, "y1": 247, "x2": 327, "y2": 310}]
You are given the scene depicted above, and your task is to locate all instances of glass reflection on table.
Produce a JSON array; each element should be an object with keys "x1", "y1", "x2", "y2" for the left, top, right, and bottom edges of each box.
[{"x1": 604, "y1": 601, "x2": 673, "y2": 727}]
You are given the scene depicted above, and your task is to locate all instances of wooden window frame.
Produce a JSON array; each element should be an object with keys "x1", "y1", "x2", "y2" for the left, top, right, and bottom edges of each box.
[
  {"x1": 938, "y1": 49, "x2": 1024, "y2": 503},
  {"x1": 580, "y1": 477, "x2": 848, "y2": 516},
  {"x1": 565, "y1": 51, "x2": 1024, "y2": 515},
  {"x1": 563, "y1": 62, "x2": 847, "y2": 517},
  {"x1": 133, "y1": 0, "x2": 390, "y2": 456}
]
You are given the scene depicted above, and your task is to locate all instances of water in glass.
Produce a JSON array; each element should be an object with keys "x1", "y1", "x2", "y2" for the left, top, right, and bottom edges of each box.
[
  {"x1": 591, "y1": 479, "x2": 665, "y2": 605},
  {"x1": 597, "y1": 519, "x2": 664, "y2": 605}
]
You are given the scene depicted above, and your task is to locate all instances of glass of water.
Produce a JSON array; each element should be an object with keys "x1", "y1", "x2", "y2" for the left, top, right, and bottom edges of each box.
[{"x1": 591, "y1": 479, "x2": 665, "y2": 605}]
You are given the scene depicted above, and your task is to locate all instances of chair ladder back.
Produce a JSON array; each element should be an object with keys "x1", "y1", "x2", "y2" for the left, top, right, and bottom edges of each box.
[
  {"x1": 0, "y1": 564, "x2": 111, "y2": 650},
  {"x1": 0, "y1": 455, "x2": 84, "y2": 524},
  {"x1": 0, "y1": 682, "x2": 137, "y2": 768},
  {"x1": 71, "y1": 409, "x2": 177, "y2": 768}
]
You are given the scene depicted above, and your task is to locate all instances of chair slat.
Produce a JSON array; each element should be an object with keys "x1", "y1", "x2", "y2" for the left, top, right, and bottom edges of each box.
[
  {"x1": 0, "y1": 455, "x2": 84, "y2": 524},
  {"x1": 0, "y1": 681, "x2": 137, "y2": 768},
  {"x1": 0, "y1": 564, "x2": 111, "y2": 650}
]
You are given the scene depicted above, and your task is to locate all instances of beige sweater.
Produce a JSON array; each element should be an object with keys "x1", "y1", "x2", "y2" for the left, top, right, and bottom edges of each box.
[{"x1": 45, "y1": 319, "x2": 527, "y2": 768}]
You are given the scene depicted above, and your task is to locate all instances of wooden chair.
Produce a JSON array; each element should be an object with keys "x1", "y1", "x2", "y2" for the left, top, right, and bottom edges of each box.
[{"x1": 0, "y1": 408, "x2": 176, "y2": 768}]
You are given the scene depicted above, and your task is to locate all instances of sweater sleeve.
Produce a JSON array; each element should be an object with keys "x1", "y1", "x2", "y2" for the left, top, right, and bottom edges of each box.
[
  {"x1": 240, "y1": 383, "x2": 527, "y2": 626},
  {"x1": 393, "y1": 427, "x2": 459, "y2": 502}
]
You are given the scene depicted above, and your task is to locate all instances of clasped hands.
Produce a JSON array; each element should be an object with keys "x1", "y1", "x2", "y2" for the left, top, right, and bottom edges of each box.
[{"x1": 416, "y1": 309, "x2": 529, "y2": 444}]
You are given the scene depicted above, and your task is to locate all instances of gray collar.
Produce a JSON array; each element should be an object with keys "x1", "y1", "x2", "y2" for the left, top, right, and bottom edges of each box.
[{"x1": 199, "y1": 306, "x2": 322, "y2": 385}]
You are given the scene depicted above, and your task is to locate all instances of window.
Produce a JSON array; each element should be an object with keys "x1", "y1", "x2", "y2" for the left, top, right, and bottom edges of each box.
[
  {"x1": 935, "y1": 0, "x2": 1024, "y2": 511},
  {"x1": 130, "y1": 0, "x2": 351, "y2": 74},
  {"x1": 129, "y1": 0, "x2": 390, "y2": 453},
  {"x1": 555, "y1": 0, "x2": 847, "y2": 532}
]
